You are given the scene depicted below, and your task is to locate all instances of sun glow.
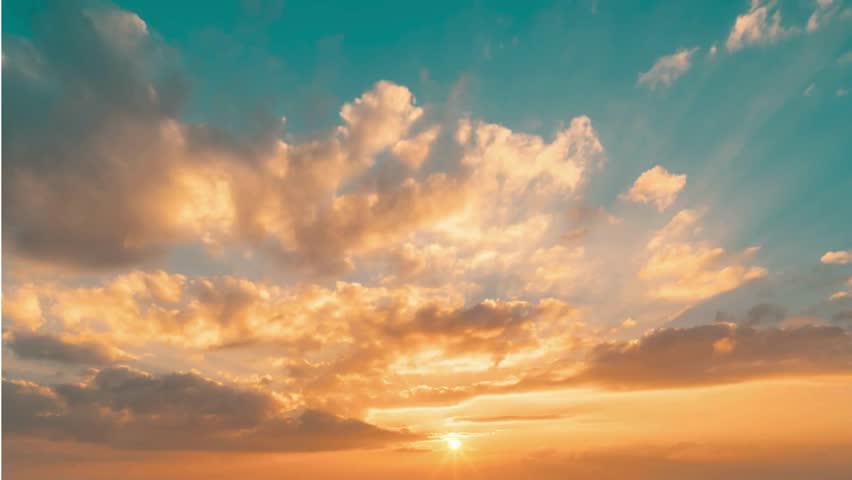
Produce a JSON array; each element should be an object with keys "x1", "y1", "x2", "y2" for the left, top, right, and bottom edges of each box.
[{"x1": 447, "y1": 437, "x2": 461, "y2": 451}]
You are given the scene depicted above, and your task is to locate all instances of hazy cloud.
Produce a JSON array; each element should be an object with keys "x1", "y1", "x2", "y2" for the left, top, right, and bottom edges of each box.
[{"x1": 637, "y1": 48, "x2": 698, "y2": 90}]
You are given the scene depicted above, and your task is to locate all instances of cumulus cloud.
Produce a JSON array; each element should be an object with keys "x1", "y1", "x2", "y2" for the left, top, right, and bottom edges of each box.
[
  {"x1": 1, "y1": 271, "x2": 583, "y2": 412},
  {"x1": 2, "y1": 1, "x2": 606, "y2": 276},
  {"x1": 2, "y1": 367, "x2": 415, "y2": 451},
  {"x1": 619, "y1": 165, "x2": 687, "y2": 211},
  {"x1": 726, "y1": 0, "x2": 795, "y2": 52},
  {"x1": 637, "y1": 48, "x2": 698, "y2": 90},
  {"x1": 822, "y1": 250, "x2": 852, "y2": 264}
]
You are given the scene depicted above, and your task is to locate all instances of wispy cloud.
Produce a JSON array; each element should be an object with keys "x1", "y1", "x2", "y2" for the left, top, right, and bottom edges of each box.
[{"x1": 638, "y1": 47, "x2": 699, "y2": 90}]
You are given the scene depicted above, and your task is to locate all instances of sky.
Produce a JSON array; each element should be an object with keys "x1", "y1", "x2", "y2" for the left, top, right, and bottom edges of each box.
[{"x1": 2, "y1": 0, "x2": 852, "y2": 478}]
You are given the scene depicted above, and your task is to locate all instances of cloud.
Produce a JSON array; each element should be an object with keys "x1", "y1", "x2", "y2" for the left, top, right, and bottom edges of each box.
[
  {"x1": 804, "y1": 83, "x2": 816, "y2": 96},
  {"x1": 3, "y1": 1, "x2": 607, "y2": 276},
  {"x1": 1, "y1": 284, "x2": 44, "y2": 330},
  {"x1": 453, "y1": 413, "x2": 568, "y2": 423},
  {"x1": 806, "y1": 0, "x2": 845, "y2": 32},
  {"x1": 2, "y1": 367, "x2": 416, "y2": 451},
  {"x1": 2, "y1": 271, "x2": 583, "y2": 412},
  {"x1": 619, "y1": 165, "x2": 687, "y2": 211},
  {"x1": 822, "y1": 250, "x2": 852, "y2": 264},
  {"x1": 837, "y1": 88, "x2": 849, "y2": 97},
  {"x1": 637, "y1": 48, "x2": 698, "y2": 90},
  {"x1": 4, "y1": 331, "x2": 135, "y2": 365},
  {"x1": 573, "y1": 323, "x2": 852, "y2": 388},
  {"x1": 639, "y1": 210, "x2": 767, "y2": 301},
  {"x1": 830, "y1": 277, "x2": 852, "y2": 300},
  {"x1": 726, "y1": 0, "x2": 795, "y2": 52}
]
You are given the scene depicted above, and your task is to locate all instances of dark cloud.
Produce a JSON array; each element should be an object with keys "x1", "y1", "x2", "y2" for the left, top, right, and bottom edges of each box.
[
  {"x1": 4, "y1": 331, "x2": 134, "y2": 365},
  {"x1": 2, "y1": 366, "x2": 416, "y2": 451},
  {"x1": 1, "y1": 2, "x2": 460, "y2": 274},
  {"x1": 2, "y1": 0, "x2": 192, "y2": 269},
  {"x1": 573, "y1": 323, "x2": 852, "y2": 389}
]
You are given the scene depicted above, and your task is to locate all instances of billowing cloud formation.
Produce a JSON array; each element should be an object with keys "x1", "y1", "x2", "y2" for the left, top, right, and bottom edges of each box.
[
  {"x1": 574, "y1": 323, "x2": 852, "y2": 388},
  {"x1": 2, "y1": 2, "x2": 604, "y2": 274},
  {"x1": 6, "y1": 3, "x2": 849, "y2": 468},
  {"x1": 2, "y1": 270, "x2": 584, "y2": 412},
  {"x1": 2, "y1": 367, "x2": 414, "y2": 451},
  {"x1": 4, "y1": 331, "x2": 135, "y2": 365},
  {"x1": 822, "y1": 250, "x2": 852, "y2": 264},
  {"x1": 637, "y1": 48, "x2": 698, "y2": 90},
  {"x1": 726, "y1": 0, "x2": 794, "y2": 52},
  {"x1": 619, "y1": 165, "x2": 686, "y2": 211}
]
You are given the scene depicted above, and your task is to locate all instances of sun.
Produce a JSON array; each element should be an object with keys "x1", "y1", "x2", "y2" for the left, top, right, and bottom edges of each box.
[{"x1": 447, "y1": 437, "x2": 461, "y2": 451}]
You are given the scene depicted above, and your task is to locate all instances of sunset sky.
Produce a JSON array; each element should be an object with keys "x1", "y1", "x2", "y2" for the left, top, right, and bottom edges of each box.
[{"x1": 2, "y1": 0, "x2": 852, "y2": 478}]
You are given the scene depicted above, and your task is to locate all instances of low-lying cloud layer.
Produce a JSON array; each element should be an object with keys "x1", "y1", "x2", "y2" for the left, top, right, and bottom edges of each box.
[{"x1": 3, "y1": 366, "x2": 415, "y2": 451}]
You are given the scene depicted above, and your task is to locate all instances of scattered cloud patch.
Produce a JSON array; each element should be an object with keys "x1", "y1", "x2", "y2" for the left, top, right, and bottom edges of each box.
[
  {"x1": 637, "y1": 48, "x2": 699, "y2": 90},
  {"x1": 822, "y1": 250, "x2": 852, "y2": 264},
  {"x1": 726, "y1": 0, "x2": 795, "y2": 52},
  {"x1": 620, "y1": 165, "x2": 687, "y2": 211}
]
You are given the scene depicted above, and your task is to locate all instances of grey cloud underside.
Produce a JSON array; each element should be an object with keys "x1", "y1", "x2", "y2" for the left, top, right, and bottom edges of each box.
[
  {"x1": 1, "y1": 1, "x2": 451, "y2": 273},
  {"x1": 1, "y1": 2, "x2": 291, "y2": 270},
  {"x1": 2, "y1": 366, "x2": 416, "y2": 452},
  {"x1": 4, "y1": 331, "x2": 134, "y2": 366},
  {"x1": 545, "y1": 323, "x2": 852, "y2": 389},
  {"x1": 420, "y1": 323, "x2": 852, "y2": 401},
  {"x1": 2, "y1": 2, "x2": 191, "y2": 268}
]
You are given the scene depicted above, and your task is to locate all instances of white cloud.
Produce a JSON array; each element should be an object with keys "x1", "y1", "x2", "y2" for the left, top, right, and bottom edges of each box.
[
  {"x1": 804, "y1": 83, "x2": 816, "y2": 96},
  {"x1": 726, "y1": 0, "x2": 795, "y2": 52},
  {"x1": 837, "y1": 88, "x2": 849, "y2": 97},
  {"x1": 821, "y1": 250, "x2": 852, "y2": 264},
  {"x1": 638, "y1": 47, "x2": 699, "y2": 90},
  {"x1": 708, "y1": 44, "x2": 718, "y2": 57},
  {"x1": 619, "y1": 165, "x2": 687, "y2": 211}
]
